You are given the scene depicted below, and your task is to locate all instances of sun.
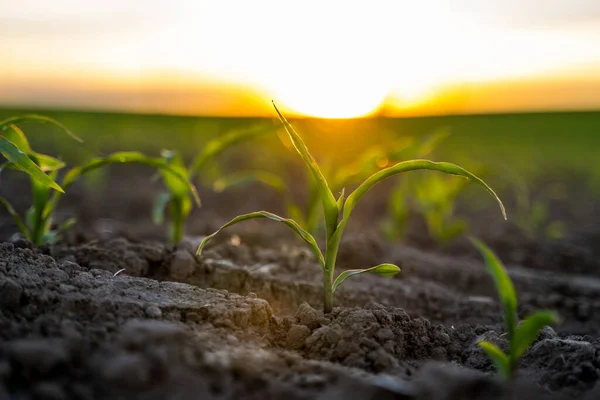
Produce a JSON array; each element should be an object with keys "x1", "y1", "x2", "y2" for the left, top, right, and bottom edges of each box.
[
  {"x1": 269, "y1": 65, "x2": 390, "y2": 119},
  {"x1": 272, "y1": 76, "x2": 389, "y2": 119}
]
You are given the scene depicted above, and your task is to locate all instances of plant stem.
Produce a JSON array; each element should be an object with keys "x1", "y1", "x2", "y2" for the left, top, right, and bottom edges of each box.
[
  {"x1": 323, "y1": 269, "x2": 333, "y2": 313},
  {"x1": 169, "y1": 201, "x2": 185, "y2": 245},
  {"x1": 323, "y1": 223, "x2": 345, "y2": 313}
]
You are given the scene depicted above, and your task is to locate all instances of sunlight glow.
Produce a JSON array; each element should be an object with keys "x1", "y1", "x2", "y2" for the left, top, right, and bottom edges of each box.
[
  {"x1": 1, "y1": 0, "x2": 599, "y2": 116},
  {"x1": 271, "y1": 70, "x2": 389, "y2": 118}
]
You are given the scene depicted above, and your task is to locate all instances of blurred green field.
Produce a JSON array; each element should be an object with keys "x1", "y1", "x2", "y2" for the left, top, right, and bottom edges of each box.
[{"x1": 1, "y1": 107, "x2": 599, "y2": 193}]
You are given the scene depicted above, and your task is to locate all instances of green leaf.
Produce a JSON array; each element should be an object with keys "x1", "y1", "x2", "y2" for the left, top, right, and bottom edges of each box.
[
  {"x1": 332, "y1": 263, "x2": 400, "y2": 292},
  {"x1": 471, "y1": 238, "x2": 518, "y2": 342},
  {"x1": 404, "y1": 128, "x2": 450, "y2": 159},
  {"x1": 153, "y1": 192, "x2": 172, "y2": 225},
  {"x1": 212, "y1": 171, "x2": 286, "y2": 194},
  {"x1": 512, "y1": 311, "x2": 559, "y2": 360},
  {"x1": 273, "y1": 102, "x2": 339, "y2": 236},
  {"x1": 159, "y1": 150, "x2": 191, "y2": 199},
  {"x1": 55, "y1": 217, "x2": 76, "y2": 236},
  {"x1": 478, "y1": 340, "x2": 511, "y2": 380},
  {"x1": 41, "y1": 217, "x2": 76, "y2": 245},
  {"x1": 344, "y1": 159, "x2": 506, "y2": 223},
  {"x1": 1, "y1": 125, "x2": 65, "y2": 172},
  {"x1": 191, "y1": 124, "x2": 272, "y2": 177},
  {"x1": 1, "y1": 124, "x2": 32, "y2": 152},
  {"x1": 61, "y1": 152, "x2": 199, "y2": 204},
  {"x1": 0, "y1": 137, "x2": 63, "y2": 192},
  {"x1": 0, "y1": 196, "x2": 30, "y2": 238},
  {"x1": 336, "y1": 188, "x2": 345, "y2": 212},
  {"x1": 0, "y1": 114, "x2": 82, "y2": 143},
  {"x1": 433, "y1": 219, "x2": 468, "y2": 243},
  {"x1": 167, "y1": 195, "x2": 192, "y2": 245},
  {"x1": 196, "y1": 211, "x2": 325, "y2": 268},
  {"x1": 30, "y1": 153, "x2": 65, "y2": 172}
]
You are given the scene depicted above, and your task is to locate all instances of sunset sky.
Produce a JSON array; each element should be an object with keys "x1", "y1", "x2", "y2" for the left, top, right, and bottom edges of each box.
[{"x1": 1, "y1": 0, "x2": 599, "y2": 118}]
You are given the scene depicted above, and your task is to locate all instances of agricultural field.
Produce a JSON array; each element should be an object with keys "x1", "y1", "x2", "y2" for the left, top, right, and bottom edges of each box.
[{"x1": 1, "y1": 107, "x2": 600, "y2": 399}]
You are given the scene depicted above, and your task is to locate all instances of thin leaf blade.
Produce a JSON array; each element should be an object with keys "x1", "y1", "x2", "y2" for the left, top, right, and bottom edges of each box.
[
  {"x1": 0, "y1": 196, "x2": 30, "y2": 238},
  {"x1": 273, "y1": 102, "x2": 339, "y2": 236},
  {"x1": 471, "y1": 238, "x2": 518, "y2": 342},
  {"x1": 344, "y1": 159, "x2": 506, "y2": 222},
  {"x1": 332, "y1": 263, "x2": 400, "y2": 292},
  {"x1": 0, "y1": 125, "x2": 65, "y2": 172},
  {"x1": 0, "y1": 137, "x2": 63, "y2": 192},
  {"x1": 191, "y1": 124, "x2": 273, "y2": 176},
  {"x1": 478, "y1": 341, "x2": 511, "y2": 380},
  {"x1": 0, "y1": 115, "x2": 82, "y2": 142},
  {"x1": 196, "y1": 211, "x2": 325, "y2": 268},
  {"x1": 61, "y1": 152, "x2": 199, "y2": 204},
  {"x1": 1, "y1": 124, "x2": 32, "y2": 152},
  {"x1": 512, "y1": 311, "x2": 559, "y2": 360}
]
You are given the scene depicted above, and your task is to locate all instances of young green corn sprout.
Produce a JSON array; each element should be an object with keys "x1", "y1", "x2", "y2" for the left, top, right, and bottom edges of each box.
[
  {"x1": 152, "y1": 125, "x2": 273, "y2": 245},
  {"x1": 214, "y1": 129, "x2": 451, "y2": 236},
  {"x1": 197, "y1": 103, "x2": 506, "y2": 313},
  {"x1": 0, "y1": 127, "x2": 198, "y2": 245},
  {"x1": 510, "y1": 169, "x2": 565, "y2": 241},
  {"x1": 383, "y1": 172, "x2": 470, "y2": 243},
  {"x1": 471, "y1": 238, "x2": 559, "y2": 380},
  {"x1": 0, "y1": 115, "x2": 82, "y2": 192}
]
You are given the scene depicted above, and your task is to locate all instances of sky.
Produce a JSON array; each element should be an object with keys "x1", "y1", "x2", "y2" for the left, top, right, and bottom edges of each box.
[{"x1": 1, "y1": 0, "x2": 599, "y2": 118}]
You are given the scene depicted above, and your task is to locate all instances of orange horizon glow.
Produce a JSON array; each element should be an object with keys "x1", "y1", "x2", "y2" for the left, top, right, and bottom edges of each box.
[
  {"x1": 1, "y1": 1, "x2": 600, "y2": 118},
  {"x1": 2, "y1": 66, "x2": 599, "y2": 118}
]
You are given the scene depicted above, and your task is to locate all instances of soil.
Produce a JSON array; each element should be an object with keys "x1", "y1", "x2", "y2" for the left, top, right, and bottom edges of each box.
[{"x1": 1, "y1": 167, "x2": 600, "y2": 399}]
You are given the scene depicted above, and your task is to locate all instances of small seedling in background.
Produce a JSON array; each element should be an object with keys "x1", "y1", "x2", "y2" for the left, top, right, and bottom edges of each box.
[
  {"x1": 415, "y1": 174, "x2": 470, "y2": 243},
  {"x1": 197, "y1": 103, "x2": 506, "y2": 313},
  {"x1": 0, "y1": 126, "x2": 198, "y2": 245},
  {"x1": 383, "y1": 172, "x2": 471, "y2": 244},
  {"x1": 471, "y1": 238, "x2": 559, "y2": 380},
  {"x1": 507, "y1": 166, "x2": 566, "y2": 241},
  {"x1": 152, "y1": 125, "x2": 273, "y2": 245}
]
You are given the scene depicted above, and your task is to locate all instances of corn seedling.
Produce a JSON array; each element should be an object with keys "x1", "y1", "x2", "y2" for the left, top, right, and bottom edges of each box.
[
  {"x1": 1, "y1": 132, "x2": 198, "y2": 245},
  {"x1": 512, "y1": 171, "x2": 565, "y2": 240},
  {"x1": 152, "y1": 125, "x2": 272, "y2": 245},
  {"x1": 471, "y1": 238, "x2": 559, "y2": 380},
  {"x1": 383, "y1": 172, "x2": 470, "y2": 243},
  {"x1": 197, "y1": 103, "x2": 506, "y2": 313},
  {"x1": 214, "y1": 129, "x2": 450, "y2": 235}
]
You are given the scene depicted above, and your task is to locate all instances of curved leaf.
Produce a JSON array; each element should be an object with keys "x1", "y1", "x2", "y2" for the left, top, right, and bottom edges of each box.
[
  {"x1": 344, "y1": 160, "x2": 506, "y2": 223},
  {"x1": 191, "y1": 125, "x2": 273, "y2": 176},
  {"x1": 1, "y1": 124, "x2": 31, "y2": 151},
  {"x1": 30, "y1": 153, "x2": 66, "y2": 172},
  {"x1": 0, "y1": 196, "x2": 30, "y2": 237},
  {"x1": 471, "y1": 238, "x2": 518, "y2": 343},
  {"x1": 478, "y1": 340, "x2": 511, "y2": 380},
  {"x1": 512, "y1": 311, "x2": 559, "y2": 360},
  {"x1": 332, "y1": 263, "x2": 400, "y2": 292},
  {"x1": 0, "y1": 114, "x2": 82, "y2": 142},
  {"x1": 0, "y1": 137, "x2": 63, "y2": 192},
  {"x1": 196, "y1": 211, "x2": 325, "y2": 268},
  {"x1": 1, "y1": 125, "x2": 65, "y2": 172},
  {"x1": 273, "y1": 102, "x2": 339, "y2": 237},
  {"x1": 61, "y1": 152, "x2": 199, "y2": 204}
]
